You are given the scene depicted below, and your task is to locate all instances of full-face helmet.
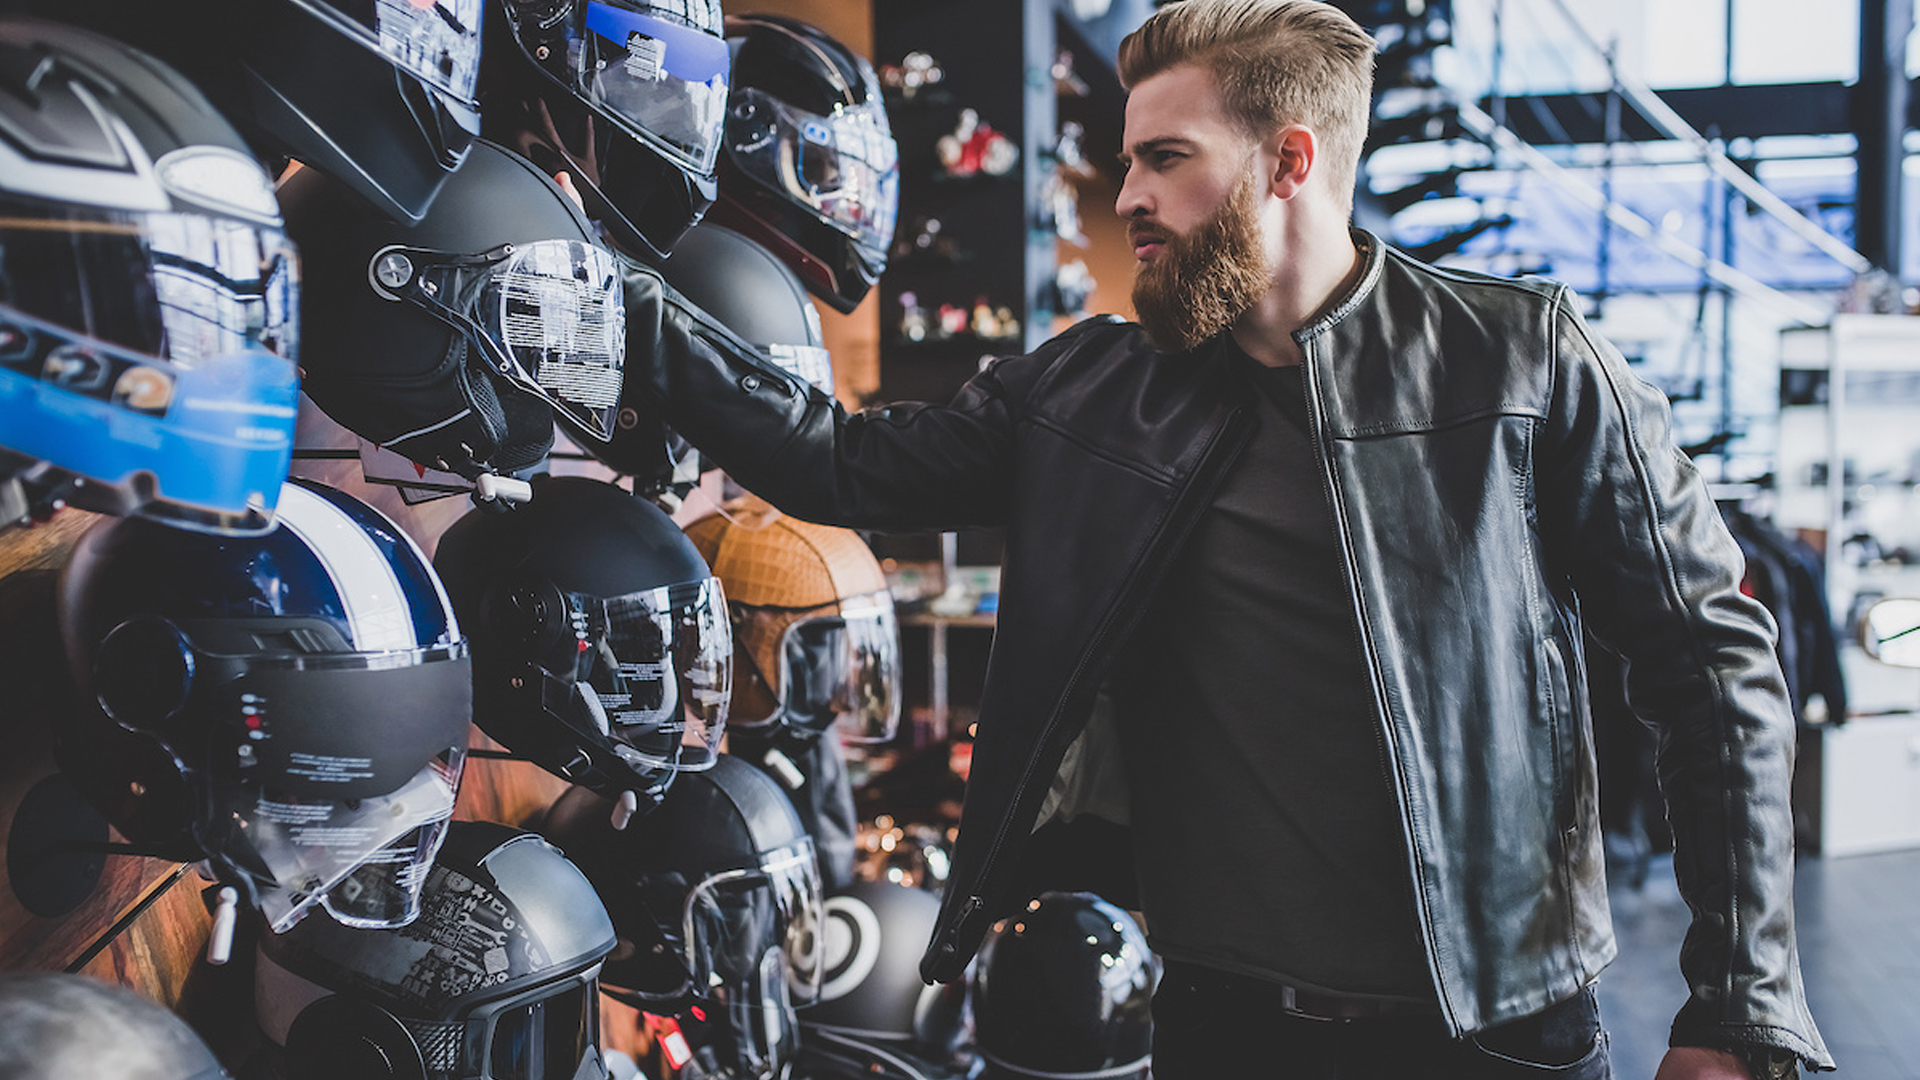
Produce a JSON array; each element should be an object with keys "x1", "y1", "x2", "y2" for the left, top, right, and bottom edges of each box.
[
  {"x1": 542, "y1": 755, "x2": 824, "y2": 1080},
  {"x1": 434, "y1": 475, "x2": 731, "y2": 808},
  {"x1": 254, "y1": 821, "x2": 617, "y2": 1080},
  {"x1": 0, "y1": 16, "x2": 299, "y2": 535},
  {"x1": 58, "y1": 479, "x2": 472, "y2": 932},
  {"x1": 712, "y1": 16, "x2": 898, "y2": 313},
  {"x1": 0, "y1": 973, "x2": 229, "y2": 1080},
  {"x1": 971, "y1": 893, "x2": 1155, "y2": 1080},
  {"x1": 484, "y1": 0, "x2": 729, "y2": 262},
  {"x1": 683, "y1": 507, "x2": 899, "y2": 746}
]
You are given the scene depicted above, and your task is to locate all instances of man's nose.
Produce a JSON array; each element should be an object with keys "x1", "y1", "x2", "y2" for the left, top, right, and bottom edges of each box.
[{"x1": 1115, "y1": 169, "x2": 1150, "y2": 220}]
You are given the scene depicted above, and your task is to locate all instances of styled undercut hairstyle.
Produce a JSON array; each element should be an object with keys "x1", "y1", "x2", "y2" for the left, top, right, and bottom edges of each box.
[{"x1": 1118, "y1": 0, "x2": 1376, "y2": 212}]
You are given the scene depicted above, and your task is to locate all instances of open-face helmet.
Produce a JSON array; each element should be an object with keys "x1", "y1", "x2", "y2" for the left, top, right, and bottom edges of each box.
[
  {"x1": 58, "y1": 479, "x2": 472, "y2": 932},
  {"x1": 971, "y1": 893, "x2": 1155, "y2": 1080},
  {"x1": 0, "y1": 973, "x2": 229, "y2": 1080},
  {"x1": 804, "y1": 880, "x2": 968, "y2": 1067},
  {"x1": 485, "y1": 0, "x2": 728, "y2": 262},
  {"x1": 712, "y1": 15, "x2": 898, "y2": 313},
  {"x1": 281, "y1": 138, "x2": 627, "y2": 478},
  {"x1": 542, "y1": 754, "x2": 823, "y2": 1080},
  {"x1": 254, "y1": 822, "x2": 617, "y2": 1080},
  {"x1": 683, "y1": 507, "x2": 899, "y2": 746},
  {"x1": 0, "y1": 16, "x2": 299, "y2": 535},
  {"x1": 434, "y1": 475, "x2": 730, "y2": 808}
]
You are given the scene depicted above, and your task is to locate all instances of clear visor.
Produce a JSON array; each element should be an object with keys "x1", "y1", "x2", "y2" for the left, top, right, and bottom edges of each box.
[
  {"x1": 374, "y1": 238, "x2": 625, "y2": 442},
  {"x1": 727, "y1": 88, "x2": 899, "y2": 264},
  {"x1": 567, "y1": 578, "x2": 731, "y2": 773},
  {"x1": 299, "y1": 0, "x2": 484, "y2": 107},
  {"x1": 734, "y1": 594, "x2": 901, "y2": 743},
  {"x1": 682, "y1": 841, "x2": 822, "y2": 1076},
  {"x1": 0, "y1": 205, "x2": 300, "y2": 533},
  {"x1": 240, "y1": 749, "x2": 465, "y2": 933},
  {"x1": 569, "y1": 2, "x2": 731, "y2": 174}
]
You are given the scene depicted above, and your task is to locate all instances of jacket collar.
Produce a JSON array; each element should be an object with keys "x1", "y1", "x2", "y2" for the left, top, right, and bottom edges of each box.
[{"x1": 1293, "y1": 227, "x2": 1386, "y2": 345}]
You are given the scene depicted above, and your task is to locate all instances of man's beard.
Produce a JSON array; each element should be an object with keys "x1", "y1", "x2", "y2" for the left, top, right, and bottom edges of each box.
[{"x1": 1129, "y1": 171, "x2": 1273, "y2": 354}]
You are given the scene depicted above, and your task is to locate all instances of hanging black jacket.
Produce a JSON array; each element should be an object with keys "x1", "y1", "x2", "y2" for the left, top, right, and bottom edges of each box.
[{"x1": 621, "y1": 235, "x2": 1830, "y2": 1067}]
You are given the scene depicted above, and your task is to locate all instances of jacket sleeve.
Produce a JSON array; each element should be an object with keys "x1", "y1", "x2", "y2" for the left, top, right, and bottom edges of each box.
[
  {"x1": 623, "y1": 257, "x2": 1051, "y2": 531},
  {"x1": 1534, "y1": 288, "x2": 1831, "y2": 1069}
]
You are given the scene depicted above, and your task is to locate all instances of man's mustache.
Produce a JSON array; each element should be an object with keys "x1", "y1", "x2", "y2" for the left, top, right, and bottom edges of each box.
[{"x1": 1128, "y1": 222, "x2": 1171, "y2": 246}]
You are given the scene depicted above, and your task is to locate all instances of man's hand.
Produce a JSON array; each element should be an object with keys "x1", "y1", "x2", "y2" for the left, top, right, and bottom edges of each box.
[{"x1": 1656, "y1": 1047, "x2": 1755, "y2": 1079}]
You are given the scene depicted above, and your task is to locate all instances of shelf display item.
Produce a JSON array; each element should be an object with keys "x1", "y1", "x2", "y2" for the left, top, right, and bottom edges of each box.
[
  {"x1": 486, "y1": 0, "x2": 727, "y2": 262},
  {"x1": 879, "y1": 52, "x2": 946, "y2": 101},
  {"x1": 57, "y1": 479, "x2": 473, "y2": 935},
  {"x1": 253, "y1": 822, "x2": 617, "y2": 1080},
  {"x1": 281, "y1": 139, "x2": 626, "y2": 482},
  {"x1": 0, "y1": 17, "x2": 299, "y2": 535},
  {"x1": 934, "y1": 109, "x2": 1017, "y2": 180},
  {"x1": 434, "y1": 476, "x2": 731, "y2": 815},
  {"x1": 543, "y1": 755, "x2": 823, "y2": 1080},
  {"x1": 714, "y1": 15, "x2": 900, "y2": 313}
]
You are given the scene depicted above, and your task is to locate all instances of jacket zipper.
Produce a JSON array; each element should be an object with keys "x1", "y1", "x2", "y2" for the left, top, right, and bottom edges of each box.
[
  {"x1": 930, "y1": 400, "x2": 1256, "y2": 967},
  {"x1": 1299, "y1": 340, "x2": 1461, "y2": 1033}
]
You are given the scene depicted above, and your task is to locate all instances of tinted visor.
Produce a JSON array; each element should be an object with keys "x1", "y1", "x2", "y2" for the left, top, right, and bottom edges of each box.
[
  {"x1": 567, "y1": 578, "x2": 730, "y2": 773},
  {"x1": 485, "y1": 976, "x2": 602, "y2": 1080},
  {"x1": 726, "y1": 89, "x2": 898, "y2": 268},
  {"x1": 374, "y1": 239, "x2": 625, "y2": 441},
  {"x1": 298, "y1": 0, "x2": 484, "y2": 109},
  {"x1": 0, "y1": 203, "x2": 300, "y2": 533},
  {"x1": 576, "y1": 3, "x2": 730, "y2": 174}
]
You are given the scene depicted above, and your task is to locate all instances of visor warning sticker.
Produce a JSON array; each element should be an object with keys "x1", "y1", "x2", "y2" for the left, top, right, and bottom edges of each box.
[
  {"x1": 286, "y1": 752, "x2": 377, "y2": 784},
  {"x1": 625, "y1": 32, "x2": 665, "y2": 81}
]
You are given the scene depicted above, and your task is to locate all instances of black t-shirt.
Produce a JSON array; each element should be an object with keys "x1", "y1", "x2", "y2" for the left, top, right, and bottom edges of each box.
[{"x1": 1112, "y1": 343, "x2": 1431, "y2": 999}]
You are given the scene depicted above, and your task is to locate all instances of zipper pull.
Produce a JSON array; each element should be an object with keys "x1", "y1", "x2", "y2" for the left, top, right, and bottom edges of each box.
[{"x1": 923, "y1": 894, "x2": 986, "y2": 982}]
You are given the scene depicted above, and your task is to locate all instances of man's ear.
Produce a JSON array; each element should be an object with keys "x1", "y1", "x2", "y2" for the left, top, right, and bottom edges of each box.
[{"x1": 1268, "y1": 124, "x2": 1317, "y2": 201}]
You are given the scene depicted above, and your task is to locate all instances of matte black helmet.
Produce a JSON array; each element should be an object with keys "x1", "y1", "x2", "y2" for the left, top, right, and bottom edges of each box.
[
  {"x1": 712, "y1": 15, "x2": 898, "y2": 313},
  {"x1": 281, "y1": 139, "x2": 628, "y2": 478},
  {"x1": 58, "y1": 479, "x2": 473, "y2": 932},
  {"x1": 18, "y1": 0, "x2": 482, "y2": 224},
  {"x1": 484, "y1": 0, "x2": 728, "y2": 262},
  {"x1": 542, "y1": 755, "x2": 823, "y2": 1080},
  {"x1": 0, "y1": 16, "x2": 300, "y2": 535},
  {"x1": 254, "y1": 821, "x2": 617, "y2": 1080},
  {"x1": 0, "y1": 973, "x2": 229, "y2": 1080},
  {"x1": 433, "y1": 476, "x2": 730, "y2": 808},
  {"x1": 971, "y1": 893, "x2": 1155, "y2": 1080},
  {"x1": 807, "y1": 881, "x2": 956, "y2": 1045}
]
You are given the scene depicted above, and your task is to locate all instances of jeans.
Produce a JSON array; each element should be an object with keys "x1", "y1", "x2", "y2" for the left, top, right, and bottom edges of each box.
[{"x1": 1150, "y1": 964, "x2": 1611, "y2": 1080}]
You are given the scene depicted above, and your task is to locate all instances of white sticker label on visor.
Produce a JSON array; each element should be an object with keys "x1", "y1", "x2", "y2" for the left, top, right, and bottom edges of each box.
[
  {"x1": 285, "y1": 752, "x2": 378, "y2": 784},
  {"x1": 625, "y1": 32, "x2": 666, "y2": 80}
]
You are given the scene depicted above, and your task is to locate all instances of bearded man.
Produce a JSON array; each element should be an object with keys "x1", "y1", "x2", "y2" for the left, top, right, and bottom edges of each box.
[{"x1": 625, "y1": 1, "x2": 1828, "y2": 1076}]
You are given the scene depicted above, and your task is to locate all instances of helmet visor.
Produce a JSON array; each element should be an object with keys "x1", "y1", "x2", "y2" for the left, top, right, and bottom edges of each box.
[
  {"x1": 567, "y1": 2, "x2": 731, "y2": 175},
  {"x1": 683, "y1": 840, "x2": 822, "y2": 1075},
  {"x1": 320, "y1": 811, "x2": 456, "y2": 929},
  {"x1": 296, "y1": 0, "x2": 484, "y2": 108},
  {"x1": 726, "y1": 88, "x2": 898, "y2": 267},
  {"x1": 482, "y1": 974, "x2": 603, "y2": 1080},
  {"x1": 0, "y1": 203, "x2": 300, "y2": 533},
  {"x1": 567, "y1": 577, "x2": 731, "y2": 773},
  {"x1": 779, "y1": 597, "x2": 900, "y2": 743},
  {"x1": 375, "y1": 238, "x2": 625, "y2": 442}
]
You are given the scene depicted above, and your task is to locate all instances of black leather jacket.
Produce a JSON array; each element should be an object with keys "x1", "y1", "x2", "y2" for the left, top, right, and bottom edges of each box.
[{"x1": 629, "y1": 234, "x2": 1830, "y2": 1067}]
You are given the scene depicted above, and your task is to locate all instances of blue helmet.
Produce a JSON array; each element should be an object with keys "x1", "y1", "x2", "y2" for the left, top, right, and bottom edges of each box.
[
  {"x1": 0, "y1": 16, "x2": 300, "y2": 535},
  {"x1": 58, "y1": 479, "x2": 472, "y2": 933}
]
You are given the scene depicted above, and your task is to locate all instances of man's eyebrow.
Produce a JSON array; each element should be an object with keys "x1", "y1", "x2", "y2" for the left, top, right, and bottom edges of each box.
[{"x1": 1119, "y1": 137, "x2": 1196, "y2": 164}]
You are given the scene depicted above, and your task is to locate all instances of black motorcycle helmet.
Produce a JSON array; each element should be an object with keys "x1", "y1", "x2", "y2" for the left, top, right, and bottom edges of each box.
[
  {"x1": 282, "y1": 139, "x2": 628, "y2": 479},
  {"x1": 0, "y1": 973, "x2": 229, "y2": 1080},
  {"x1": 58, "y1": 479, "x2": 473, "y2": 933},
  {"x1": 807, "y1": 881, "x2": 966, "y2": 1050},
  {"x1": 483, "y1": 0, "x2": 728, "y2": 263},
  {"x1": 0, "y1": 16, "x2": 300, "y2": 535},
  {"x1": 18, "y1": 0, "x2": 481, "y2": 225},
  {"x1": 253, "y1": 821, "x2": 617, "y2": 1080},
  {"x1": 971, "y1": 893, "x2": 1155, "y2": 1080},
  {"x1": 588, "y1": 219, "x2": 826, "y2": 485},
  {"x1": 711, "y1": 15, "x2": 898, "y2": 313},
  {"x1": 434, "y1": 475, "x2": 731, "y2": 808},
  {"x1": 541, "y1": 755, "x2": 824, "y2": 1080}
]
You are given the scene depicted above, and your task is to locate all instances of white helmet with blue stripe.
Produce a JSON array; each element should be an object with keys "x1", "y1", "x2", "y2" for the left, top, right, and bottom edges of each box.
[{"x1": 58, "y1": 478, "x2": 473, "y2": 933}]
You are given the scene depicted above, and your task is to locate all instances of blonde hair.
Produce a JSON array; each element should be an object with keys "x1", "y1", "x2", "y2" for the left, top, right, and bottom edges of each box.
[{"x1": 1119, "y1": 0, "x2": 1375, "y2": 208}]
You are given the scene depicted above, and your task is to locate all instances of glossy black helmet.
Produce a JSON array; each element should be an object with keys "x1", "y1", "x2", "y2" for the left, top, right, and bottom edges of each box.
[
  {"x1": 58, "y1": 479, "x2": 473, "y2": 933},
  {"x1": 484, "y1": 0, "x2": 728, "y2": 262},
  {"x1": 971, "y1": 893, "x2": 1155, "y2": 1080},
  {"x1": 542, "y1": 755, "x2": 823, "y2": 1080},
  {"x1": 433, "y1": 475, "x2": 730, "y2": 808},
  {"x1": 712, "y1": 15, "x2": 898, "y2": 313},
  {"x1": 0, "y1": 16, "x2": 300, "y2": 535},
  {"x1": 254, "y1": 821, "x2": 617, "y2": 1080},
  {"x1": 281, "y1": 139, "x2": 628, "y2": 479},
  {"x1": 0, "y1": 973, "x2": 229, "y2": 1080}
]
